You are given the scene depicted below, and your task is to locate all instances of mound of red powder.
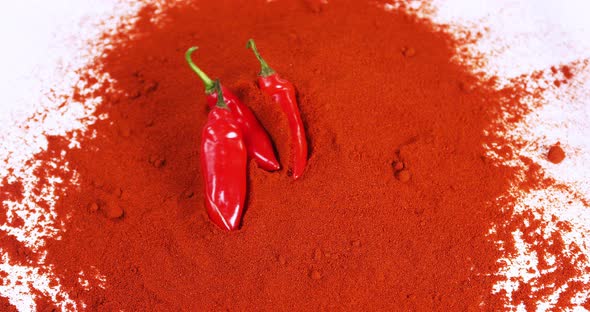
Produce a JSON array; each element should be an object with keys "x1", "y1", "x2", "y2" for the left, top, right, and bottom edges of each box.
[{"x1": 1, "y1": 0, "x2": 588, "y2": 310}]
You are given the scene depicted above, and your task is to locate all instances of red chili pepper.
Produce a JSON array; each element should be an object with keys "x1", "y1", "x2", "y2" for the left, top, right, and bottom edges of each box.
[
  {"x1": 186, "y1": 47, "x2": 280, "y2": 172},
  {"x1": 200, "y1": 81, "x2": 247, "y2": 231},
  {"x1": 247, "y1": 39, "x2": 308, "y2": 179}
]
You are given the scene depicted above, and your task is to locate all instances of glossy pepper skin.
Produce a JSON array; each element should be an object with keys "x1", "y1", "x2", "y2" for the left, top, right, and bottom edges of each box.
[
  {"x1": 247, "y1": 39, "x2": 308, "y2": 179},
  {"x1": 186, "y1": 47, "x2": 280, "y2": 172},
  {"x1": 201, "y1": 82, "x2": 247, "y2": 231}
]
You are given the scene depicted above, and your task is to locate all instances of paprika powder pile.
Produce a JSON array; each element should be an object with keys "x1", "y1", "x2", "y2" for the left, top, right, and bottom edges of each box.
[{"x1": 1, "y1": 0, "x2": 589, "y2": 310}]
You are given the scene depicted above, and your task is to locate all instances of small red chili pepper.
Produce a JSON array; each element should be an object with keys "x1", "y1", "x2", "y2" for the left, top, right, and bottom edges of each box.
[
  {"x1": 247, "y1": 39, "x2": 308, "y2": 179},
  {"x1": 186, "y1": 47, "x2": 280, "y2": 172},
  {"x1": 201, "y1": 81, "x2": 247, "y2": 231}
]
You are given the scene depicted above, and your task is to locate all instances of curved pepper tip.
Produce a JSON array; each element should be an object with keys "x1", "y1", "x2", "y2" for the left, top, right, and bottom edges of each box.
[
  {"x1": 209, "y1": 214, "x2": 241, "y2": 231},
  {"x1": 270, "y1": 163, "x2": 281, "y2": 171},
  {"x1": 261, "y1": 160, "x2": 281, "y2": 172},
  {"x1": 291, "y1": 160, "x2": 307, "y2": 180}
]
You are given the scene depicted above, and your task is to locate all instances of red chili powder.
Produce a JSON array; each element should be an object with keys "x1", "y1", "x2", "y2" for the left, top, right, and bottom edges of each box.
[
  {"x1": 1, "y1": 0, "x2": 588, "y2": 310},
  {"x1": 548, "y1": 143, "x2": 566, "y2": 164}
]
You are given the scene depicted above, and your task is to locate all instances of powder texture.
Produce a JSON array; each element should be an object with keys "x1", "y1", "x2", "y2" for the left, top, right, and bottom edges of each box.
[
  {"x1": 0, "y1": 0, "x2": 587, "y2": 310},
  {"x1": 548, "y1": 143, "x2": 566, "y2": 164}
]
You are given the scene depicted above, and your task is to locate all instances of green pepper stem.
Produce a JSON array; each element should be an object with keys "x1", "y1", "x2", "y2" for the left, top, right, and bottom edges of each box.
[
  {"x1": 214, "y1": 80, "x2": 229, "y2": 110},
  {"x1": 246, "y1": 39, "x2": 276, "y2": 77},
  {"x1": 185, "y1": 47, "x2": 215, "y2": 93}
]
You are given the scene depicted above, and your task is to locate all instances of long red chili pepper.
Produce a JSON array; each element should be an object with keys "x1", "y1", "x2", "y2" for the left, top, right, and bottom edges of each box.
[
  {"x1": 247, "y1": 39, "x2": 308, "y2": 179},
  {"x1": 201, "y1": 81, "x2": 247, "y2": 231},
  {"x1": 186, "y1": 47, "x2": 280, "y2": 172}
]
